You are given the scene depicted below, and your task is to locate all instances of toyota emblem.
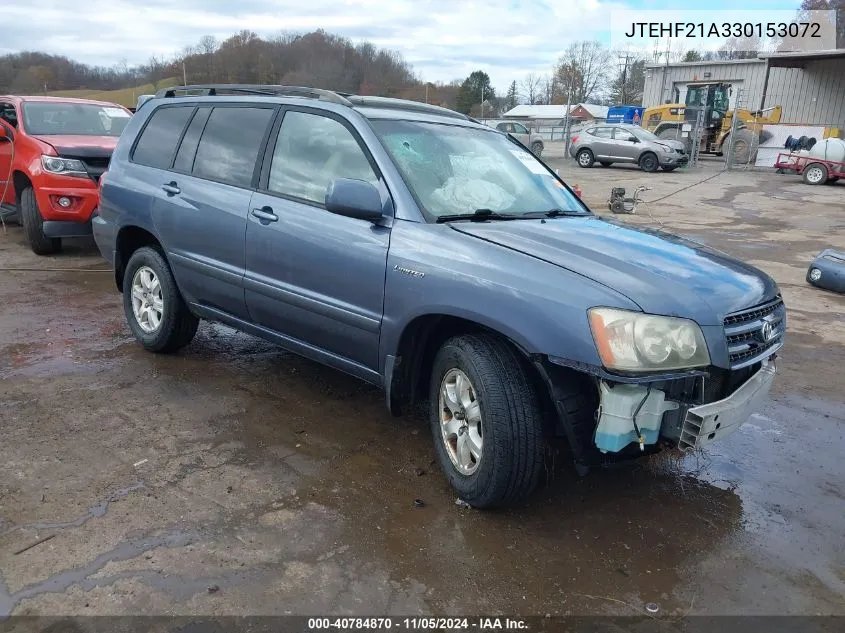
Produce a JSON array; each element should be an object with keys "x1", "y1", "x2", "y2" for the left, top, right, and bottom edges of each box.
[{"x1": 761, "y1": 321, "x2": 775, "y2": 342}]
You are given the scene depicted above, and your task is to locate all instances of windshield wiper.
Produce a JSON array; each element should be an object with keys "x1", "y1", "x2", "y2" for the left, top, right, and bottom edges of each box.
[
  {"x1": 435, "y1": 209, "x2": 523, "y2": 223},
  {"x1": 520, "y1": 208, "x2": 588, "y2": 218}
]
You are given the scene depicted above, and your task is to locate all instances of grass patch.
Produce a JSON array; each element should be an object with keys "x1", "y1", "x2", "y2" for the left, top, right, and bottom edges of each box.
[{"x1": 48, "y1": 77, "x2": 181, "y2": 107}]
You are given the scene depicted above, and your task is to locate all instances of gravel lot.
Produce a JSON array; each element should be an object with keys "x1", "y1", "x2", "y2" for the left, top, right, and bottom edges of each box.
[{"x1": 1, "y1": 155, "x2": 843, "y2": 617}]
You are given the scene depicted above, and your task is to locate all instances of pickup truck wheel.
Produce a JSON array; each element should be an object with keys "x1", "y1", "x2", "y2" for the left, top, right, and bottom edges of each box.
[
  {"x1": 429, "y1": 334, "x2": 544, "y2": 509},
  {"x1": 576, "y1": 149, "x2": 594, "y2": 168},
  {"x1": 531, "y1": 141, "x2": 543, "y2": 157},
  {"x1": 20, "y1": 187, "x2": 61, "y2": 255},
  {"x1": 123, "y1": 246, "x2": 199, "y2": 353}
]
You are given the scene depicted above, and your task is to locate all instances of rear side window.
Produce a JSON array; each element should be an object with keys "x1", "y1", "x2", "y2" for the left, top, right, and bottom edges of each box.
[
  {"x1": 132, "y1": 106, "x2": 193, "y2": 169},
  {"x1": 192, "y1": 107, "x2": 273, "y2": 188},
  {"x1": 173, "y1": 107, "x2": 211, "y2": 173},
  {"x1": 589, "y1": 127, "x2": 613, "y2": 139}
]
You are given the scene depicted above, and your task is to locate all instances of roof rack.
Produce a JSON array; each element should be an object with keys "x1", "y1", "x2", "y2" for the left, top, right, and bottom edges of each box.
[
  {"x1": 154, "y1": 84, "x2": 352, "y2": 106},
  {"x1": 345, "y1": 95, "x2": 469, "y2": 121},
  {"x1": 153, "y1": 85, "x2": 471, "y2": 121}
]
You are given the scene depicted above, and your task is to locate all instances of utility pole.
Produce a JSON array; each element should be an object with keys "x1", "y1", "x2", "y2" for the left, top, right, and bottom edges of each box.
[
  {"x1": 657, "y1": 39, "x2": 671, "y2": 104},
  {"x1": 617, "y1": 52, "x2": 633, "y2": 104},
  {"x1": 182, "y1": 61, "x2": 187, "y2": 86},
  {"x1": 425, "y1": 83, "x2": 429, "y2": 104},
  {"x1": 563, "y1": 88, "x2": 572, "y2": 157},
  {"x1": 480, "y1": 85, "x2": 485, "y2": 120}
]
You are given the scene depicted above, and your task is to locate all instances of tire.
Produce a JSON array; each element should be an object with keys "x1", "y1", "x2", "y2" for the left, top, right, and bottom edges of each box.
[
  {"x1": 531, "y1": 141, "x2": 543, "y2": 157},
  {"x1": 576, "y1": 149, "x2": 594, "y2": 168},
  {"x1": 123, "y1": 246, "x2": 199, "y2": 353},
  {"x1": 639, "y1": 152, "x2": 658, "y2": 173},
  {"x1": 20, "y1": 187, "x2": 61, "y2": 255},
  {"x1": 728, "y1": 128, "x2": 756, "y2": 165},
  {"x1": 599, "y1": 161, "x2": 613, "y2": 167},
  {"x1": 803, "y1": 163, "x2": 828, "y2": 185},
  {"x1": 429, "y1": 334, "x2": 544, "y2": 509}
]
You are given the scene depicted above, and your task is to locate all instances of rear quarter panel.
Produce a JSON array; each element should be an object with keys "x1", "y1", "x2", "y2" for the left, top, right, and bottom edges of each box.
[{"x1": 94, "y1": 108, "x2": 160, "y2": 261}]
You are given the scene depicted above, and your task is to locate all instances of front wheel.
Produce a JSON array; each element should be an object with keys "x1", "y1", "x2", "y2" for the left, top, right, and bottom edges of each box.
[
  {"x1": 123, "y1": 246, "x2": 199, "y2": 353},
  {"x1": 576, "y1": 149, "x2": 594, "y2": 168},
  {"x1": 639, "y1": 152, "x2": 659, "y2": 173},
  {"x1": 531, "y1": 141, "x2": 543, "y2": 157},
  {"x1": 429, "y1": 334, "x2": 545, "y2": 509},
  {"x1": 20, "y1": 187, "x2": 61, "y2": 255}
]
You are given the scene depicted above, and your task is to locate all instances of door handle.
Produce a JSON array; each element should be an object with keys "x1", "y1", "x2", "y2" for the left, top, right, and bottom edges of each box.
[
  {"x1": 161, "y1": 182, "x2": 181, "y2": 196},
  {"x1": 251, "y1": 206, "x2": 278, "y2": 223}
]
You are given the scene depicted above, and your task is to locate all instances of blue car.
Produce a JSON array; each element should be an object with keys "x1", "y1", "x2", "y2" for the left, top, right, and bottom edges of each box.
[{"x1": 93, "y1": 85, "x2": 785, "y2": 508}]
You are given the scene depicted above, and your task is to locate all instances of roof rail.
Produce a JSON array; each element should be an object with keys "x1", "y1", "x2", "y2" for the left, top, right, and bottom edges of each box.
[
  {"x1": 344, "y1": 95, "x2": 470, "y2": 121},
  {"x1": 154, "y1": 84, "x2": 352, "y2": 106}
]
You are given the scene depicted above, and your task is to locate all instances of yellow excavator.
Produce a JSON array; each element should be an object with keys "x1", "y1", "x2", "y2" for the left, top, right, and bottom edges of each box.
[{"x1": 642, "y1": 82, "x2": 782, "y2": 164}]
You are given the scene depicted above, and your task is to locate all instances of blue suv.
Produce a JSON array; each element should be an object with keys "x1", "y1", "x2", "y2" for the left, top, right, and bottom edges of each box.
[{"x1": 93, "y1": 85, "x2": 785, "y2": 508}]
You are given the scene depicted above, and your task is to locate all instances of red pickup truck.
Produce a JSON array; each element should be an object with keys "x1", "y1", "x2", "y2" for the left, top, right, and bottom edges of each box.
[{"x1": 0, "y1": 96, "x2": 131, "y2": 254}]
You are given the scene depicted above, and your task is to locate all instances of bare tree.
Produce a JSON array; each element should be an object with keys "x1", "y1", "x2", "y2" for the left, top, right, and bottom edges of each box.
[
  {"x1": 519, "y1": 72, "x2": 542, "y2": 105},
  {"x1": 717, "y1": 36, "x2": 765, "y2": 60},
  {"x1": 554, "y1": 41, "x2": 611, "y2": 104}
]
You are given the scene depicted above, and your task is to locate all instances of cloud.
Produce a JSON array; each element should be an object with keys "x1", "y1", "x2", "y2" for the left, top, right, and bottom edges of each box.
[{"x1": 0, "y1": 0, "x2": 629, "y2": 90}]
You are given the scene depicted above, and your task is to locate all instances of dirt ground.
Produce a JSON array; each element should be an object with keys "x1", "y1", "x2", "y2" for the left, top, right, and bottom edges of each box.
[{"x1": 0, "y1": 155, "x2": 843, "y2": 618}]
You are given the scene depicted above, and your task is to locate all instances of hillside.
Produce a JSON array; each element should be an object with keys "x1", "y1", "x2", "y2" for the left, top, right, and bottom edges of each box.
[
  {"x1": 47, "y1": 78, "x2": 181, "y2": 107},
  {"x1": 2, "y1": 30, "x2": 461, "y2": 109}
]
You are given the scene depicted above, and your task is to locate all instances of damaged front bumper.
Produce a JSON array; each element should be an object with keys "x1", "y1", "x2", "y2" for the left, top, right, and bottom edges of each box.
[
  {"x1": 539, "y1": 354, "x2": 777, "y2": 468},
  {"x1": 594, "y1": 359, "x2": 777, "y2": 454},
  {"x1": 678, "y1": 360, "x2": 776, "y2": 450}
]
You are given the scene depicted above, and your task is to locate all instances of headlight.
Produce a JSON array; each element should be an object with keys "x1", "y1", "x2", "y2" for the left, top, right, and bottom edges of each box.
[
  {"x1": 660, "y1": 145, "x2": 671, "y2": 153},
  {"x1": 41, "y1": 155, "x2": 87, "y2": 176},
  {"x1": 588, "y1": 308, "x2": 710, "y2": 371}
]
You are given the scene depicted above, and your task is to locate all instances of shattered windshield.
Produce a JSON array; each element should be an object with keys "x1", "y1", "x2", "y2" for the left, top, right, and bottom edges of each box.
[{"x1": 370, "y1": 119, "x2": 589, "y2": 220}]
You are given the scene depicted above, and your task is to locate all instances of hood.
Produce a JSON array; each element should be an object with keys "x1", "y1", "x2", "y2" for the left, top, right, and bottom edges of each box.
[
  {"x1": 33, "y1": 135, "x2": 117, "y2": 159},
  {"x1": 654, "y1": 139, "x2": 685, "y2": 152},
  {"x1": 450, "y1": 216, "x2": 778, "y2": 325}
]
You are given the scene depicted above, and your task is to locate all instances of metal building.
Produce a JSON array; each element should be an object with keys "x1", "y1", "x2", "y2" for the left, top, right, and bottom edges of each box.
[{"x1": 643, "y1": 50, "x2": 845, "y2": 128}]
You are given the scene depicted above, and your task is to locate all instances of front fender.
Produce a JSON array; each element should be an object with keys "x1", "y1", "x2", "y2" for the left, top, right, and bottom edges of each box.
[{"x1": 379, "y1": 220, "x2": 641, "y2": 374}]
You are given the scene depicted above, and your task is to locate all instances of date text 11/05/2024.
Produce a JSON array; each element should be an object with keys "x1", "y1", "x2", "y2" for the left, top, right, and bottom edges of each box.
[
  {"x1": 307, "y1": 617, "x2": 528, "y2": 630},
  {"x1": 624, "y1": 21, "x2": 823, "y2": 39}
]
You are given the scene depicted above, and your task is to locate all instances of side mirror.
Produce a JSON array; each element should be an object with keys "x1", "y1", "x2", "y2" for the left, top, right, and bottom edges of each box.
[
  {"x1": 325, "y1": 178, "x2": 384, "y2": 222},
  {"x1": 628, "y1": 136, "x2": 639, "y2": 143}
]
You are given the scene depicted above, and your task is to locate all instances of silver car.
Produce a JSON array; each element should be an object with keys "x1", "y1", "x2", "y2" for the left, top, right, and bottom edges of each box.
[
  {"x1": 495, "y1": 121, "x2": 545, "y2": 157},
  {"x1": 569, "y1": 123, "x2": 688, "y2": 172}
]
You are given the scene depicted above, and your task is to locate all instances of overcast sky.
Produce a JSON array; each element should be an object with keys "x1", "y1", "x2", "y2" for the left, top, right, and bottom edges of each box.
[{"x1": 1, "y1": 0, "x2": 800, "y2": 91}]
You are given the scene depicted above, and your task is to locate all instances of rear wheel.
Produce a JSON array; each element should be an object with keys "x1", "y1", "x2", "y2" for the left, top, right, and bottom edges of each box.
[
  {"x1": 803, "y1": 162, "x2": 828, "y2": 185},
  {"x1": 639, "y1": 152, "x2": 659, "y2": 173},
  {"x1": 531, "y1": 141, "x2": 543, "y2": 157},
  {"x1": 576, "y1": 149, "x2": 594, "y2": 168},
  {"x1": 599, "y1": 161, "x2": 613, "y2": 167},
  {"x1": 429, "y1": 334, "x2": 544, "y2": 508},
  {"x1": 123, "y1": 246, "x2": 199, "y2": 353},
  {"x1": 20, "y1": 187, "x2": 61, "y2": 255}
]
